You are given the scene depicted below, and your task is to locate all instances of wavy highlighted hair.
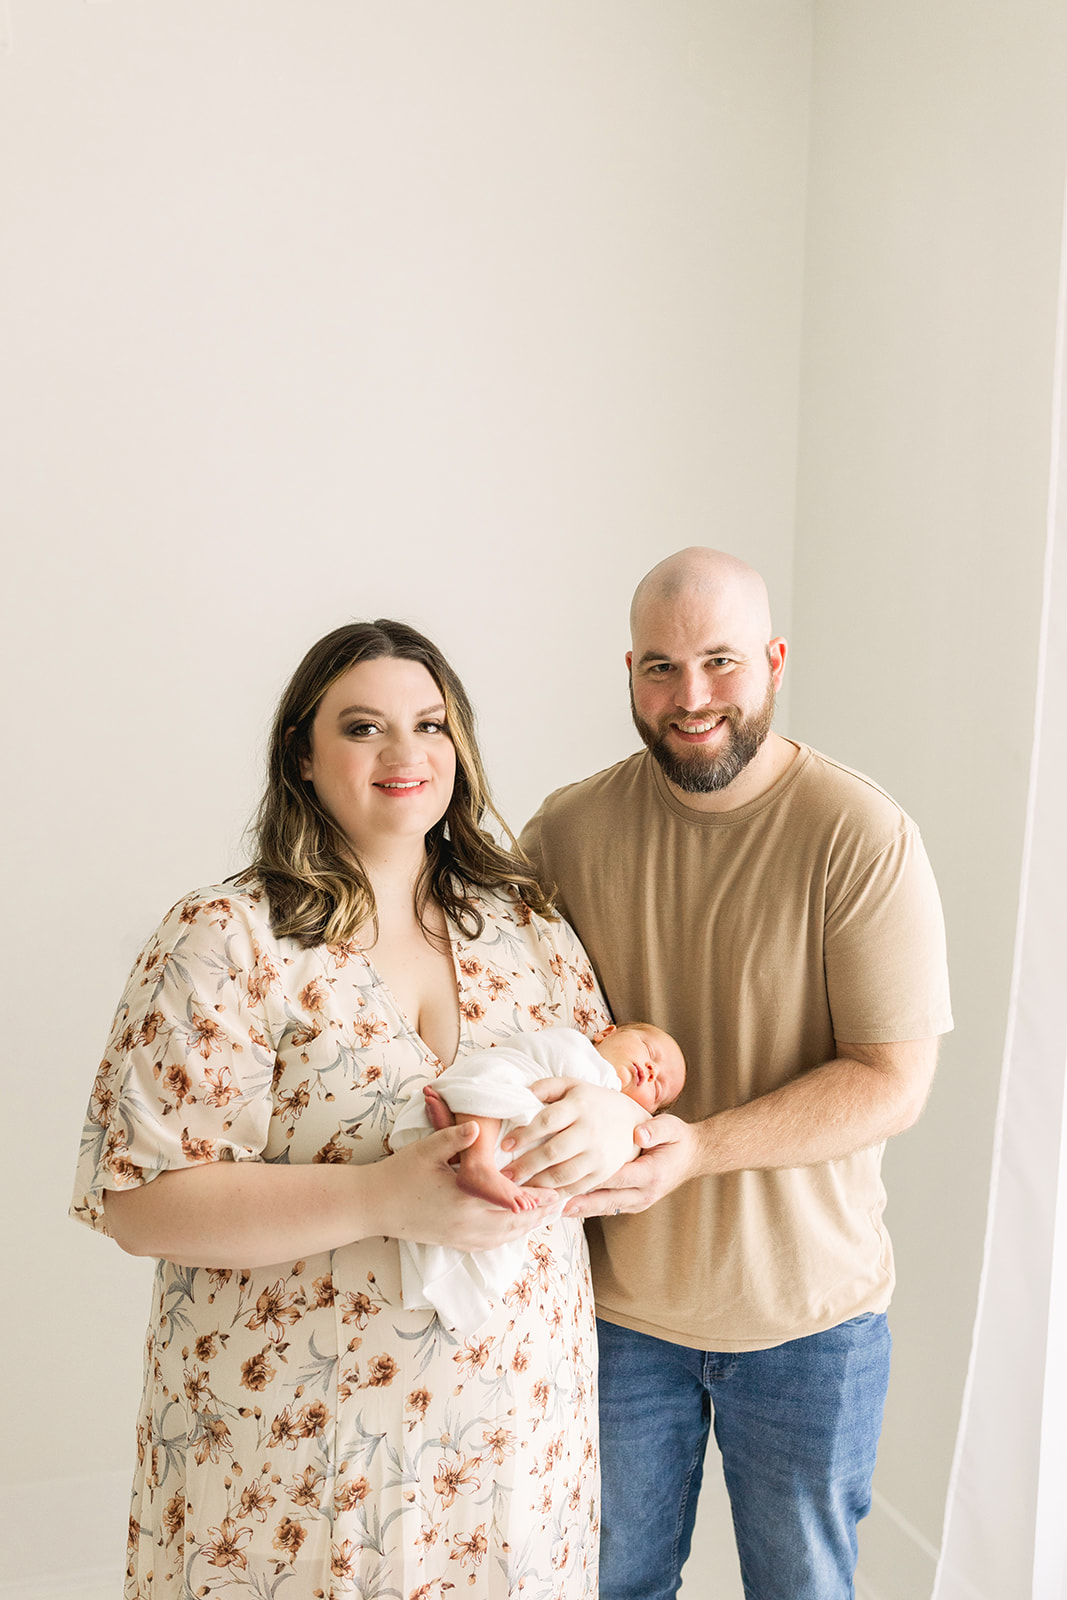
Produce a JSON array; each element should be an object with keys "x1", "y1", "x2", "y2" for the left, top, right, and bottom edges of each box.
[{"x1": 238, "y1": 619, "x2": 553, "y2": 948}]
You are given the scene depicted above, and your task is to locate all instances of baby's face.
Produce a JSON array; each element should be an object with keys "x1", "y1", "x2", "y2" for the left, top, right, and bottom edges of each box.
[{"x1": 595, "y1": 1026, "x2": 686, "y2": 1113}]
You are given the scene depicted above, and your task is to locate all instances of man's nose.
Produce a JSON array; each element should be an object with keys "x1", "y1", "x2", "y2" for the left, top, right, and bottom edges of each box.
[{"x1": 674, "y1": 667, "x2": 711, "y2": 710}]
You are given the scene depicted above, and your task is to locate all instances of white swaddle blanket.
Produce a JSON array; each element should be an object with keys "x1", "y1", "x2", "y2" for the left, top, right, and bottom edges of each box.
[{"x1": 390, "y1": 1027, "x2": 618, "y2": 1333}]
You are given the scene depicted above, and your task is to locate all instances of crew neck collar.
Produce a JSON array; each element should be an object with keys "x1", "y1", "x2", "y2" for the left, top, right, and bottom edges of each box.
[{"x1": 645, "y1": 740, "x2": 810, "y2": 826}]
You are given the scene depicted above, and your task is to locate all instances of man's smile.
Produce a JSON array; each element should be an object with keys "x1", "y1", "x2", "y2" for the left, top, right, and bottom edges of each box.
[{"x1": 672, "y1": 716, "x2": 727, "y2": 740}]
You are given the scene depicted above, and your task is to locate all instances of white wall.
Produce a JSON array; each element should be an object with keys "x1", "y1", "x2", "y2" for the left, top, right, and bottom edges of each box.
[
  {"x1": 9, "y1": 5, "x2": 1065, "y2": 1597},
  {"x1": 792, "y1": 4, "x2": 1067, "y2": 1595},
  {"x1": 0, "y1": 3, "x2": 810, "y2": 1592}
]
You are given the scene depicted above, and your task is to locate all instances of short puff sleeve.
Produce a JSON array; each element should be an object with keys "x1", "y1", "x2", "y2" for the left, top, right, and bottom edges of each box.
[{"x1": 70, "y1": 888, "x2": 280, "y2": 1236}]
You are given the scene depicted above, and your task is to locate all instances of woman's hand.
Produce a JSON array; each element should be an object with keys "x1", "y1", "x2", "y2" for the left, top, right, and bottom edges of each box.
[
  {"x1": 368, "y1": 1124, "x2": 560, "y2": 1251},
  {"x1": 498, "y1": 1079, "x2": 654, "y2": 1197}
]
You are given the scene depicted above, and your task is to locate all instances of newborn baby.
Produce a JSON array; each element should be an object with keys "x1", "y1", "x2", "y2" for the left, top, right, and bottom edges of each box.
[{"x1": 390, "y1": 1022, "x2": 686, "y2": 1332}]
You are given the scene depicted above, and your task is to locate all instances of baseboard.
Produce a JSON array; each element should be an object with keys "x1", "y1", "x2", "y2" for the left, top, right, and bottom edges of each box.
[
  {"x1": 0, "y1": 1469, "x2": 127, "y2": 1598},
  {"x1": 0, "y1": 1574, "x2": 120, "y2": 1600},
  {"x1": 855, "y1": 1488, "x2": 940, "y2": 1600}
]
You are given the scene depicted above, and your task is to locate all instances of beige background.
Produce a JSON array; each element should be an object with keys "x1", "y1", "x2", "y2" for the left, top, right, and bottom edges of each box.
[{"x1": 1, "y1": 3, "x2": 1064, "y2": 1597}]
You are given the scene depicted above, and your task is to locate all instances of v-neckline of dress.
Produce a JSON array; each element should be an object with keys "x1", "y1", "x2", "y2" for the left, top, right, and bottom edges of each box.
[{"x1": 355, "y1": 920, "x2": 464, "y2": 1070}]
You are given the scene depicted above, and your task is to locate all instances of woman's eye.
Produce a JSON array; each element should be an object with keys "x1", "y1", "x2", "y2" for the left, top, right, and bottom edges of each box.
[
  {"x1": 419, "y1": 720, "x2": 448, "y2": 735},
  {"x1": 344, "y1": 722, "x2": 379, "y2": 738}
]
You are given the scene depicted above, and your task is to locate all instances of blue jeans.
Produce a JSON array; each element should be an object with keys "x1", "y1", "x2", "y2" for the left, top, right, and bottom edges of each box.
[{"x1": 597, "y1": 1313, "x2": 891, "y2": 1600}]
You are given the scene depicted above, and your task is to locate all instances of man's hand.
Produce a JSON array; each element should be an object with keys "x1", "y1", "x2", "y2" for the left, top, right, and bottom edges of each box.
[{"x1": 561, "y1": 1114, "x2": 704, "y2": 1218}]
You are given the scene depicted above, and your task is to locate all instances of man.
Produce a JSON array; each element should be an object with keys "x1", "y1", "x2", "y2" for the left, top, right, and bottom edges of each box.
[{"x1": 513, "y1": 548, "x2": 952, "y2": 1600}]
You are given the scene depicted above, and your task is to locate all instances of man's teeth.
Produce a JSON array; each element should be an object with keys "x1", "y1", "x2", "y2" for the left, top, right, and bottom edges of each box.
[{"x1": 679, "y1": 719, "x2": 722, "y2": 733}]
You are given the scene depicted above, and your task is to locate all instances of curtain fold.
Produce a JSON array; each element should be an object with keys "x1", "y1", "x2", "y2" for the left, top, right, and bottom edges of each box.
[{"x1": 933, "y1": 173, "x2": 1067, "y2": 1600}]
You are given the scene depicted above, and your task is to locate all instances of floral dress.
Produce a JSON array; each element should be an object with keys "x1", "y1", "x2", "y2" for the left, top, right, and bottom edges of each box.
[{"x1": 70, "y1": 882, "x2": 611, "y2": 1600}]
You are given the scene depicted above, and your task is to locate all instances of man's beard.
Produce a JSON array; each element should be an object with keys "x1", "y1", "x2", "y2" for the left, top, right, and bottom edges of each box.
[{"x1": 630, "y1": 676, "x2": 777, "y2": 794}]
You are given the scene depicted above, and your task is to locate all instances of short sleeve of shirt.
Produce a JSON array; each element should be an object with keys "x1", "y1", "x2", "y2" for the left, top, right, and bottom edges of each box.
[
  {"x1": 70, "y1": 890, "x2": 281, "y2": 1236},
  {"x1": 824, "y1": 823, "x2": 953, "y2": 1044}
]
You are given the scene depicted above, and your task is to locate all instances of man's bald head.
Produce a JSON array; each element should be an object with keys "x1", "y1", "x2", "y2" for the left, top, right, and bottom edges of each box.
[
  {"x1": 625, "y1": 547, "x2": 787, "y2": 804},
  {"x1": 629, "y1": 548, "x2": 773, "y2": 645}
]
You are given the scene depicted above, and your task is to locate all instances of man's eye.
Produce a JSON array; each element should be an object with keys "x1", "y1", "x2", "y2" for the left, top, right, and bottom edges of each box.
[{"x1": 647, "y1": 663, "x2": 673, "y2": 675}]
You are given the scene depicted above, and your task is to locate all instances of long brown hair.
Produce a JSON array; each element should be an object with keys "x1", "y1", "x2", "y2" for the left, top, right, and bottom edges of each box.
[{"x1": 237, "y1": 619, "x2": 553, "y2": 947}]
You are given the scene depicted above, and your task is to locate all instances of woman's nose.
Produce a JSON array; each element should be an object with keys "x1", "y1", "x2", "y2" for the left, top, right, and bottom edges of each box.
[{"x1": 381, "y1": 728, "x2": 421, "y2": 765}]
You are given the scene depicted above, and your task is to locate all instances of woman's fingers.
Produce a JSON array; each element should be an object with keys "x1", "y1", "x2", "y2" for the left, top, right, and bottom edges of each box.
[
  {"x1": 425, "y1": 1119, "x2": 480, "y2": 1157},
  {"x1": 502, "y1": 1081, "x2": 649, "y2": 1190}
]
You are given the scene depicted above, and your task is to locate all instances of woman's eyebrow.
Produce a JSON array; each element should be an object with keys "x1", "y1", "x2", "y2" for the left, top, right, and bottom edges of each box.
[{"x1": 334, "y1": 702, "x2": 447, "y2": 719}]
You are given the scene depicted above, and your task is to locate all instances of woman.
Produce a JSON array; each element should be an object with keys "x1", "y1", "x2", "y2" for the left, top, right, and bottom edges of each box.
[{"x1": 71, "y1": 619, "x2": 639, "y2": 1600}]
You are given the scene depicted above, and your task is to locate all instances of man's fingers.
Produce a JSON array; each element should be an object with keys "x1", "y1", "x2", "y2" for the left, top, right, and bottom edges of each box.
[
  {"x1": 636, "y1": 1114, "x2": 678, "y2": 1147},
  {"x1": 563, "y1": 1187, "x2": 645, "y2": 1220}
]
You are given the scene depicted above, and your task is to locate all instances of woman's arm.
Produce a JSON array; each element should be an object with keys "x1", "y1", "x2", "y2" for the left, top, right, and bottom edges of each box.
[{"x1": 104, "y1": 1122, "x2": 555, "y2": 1268}]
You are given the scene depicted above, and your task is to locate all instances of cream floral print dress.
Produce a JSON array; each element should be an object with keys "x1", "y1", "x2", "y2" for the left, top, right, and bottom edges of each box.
[{"x1": 71, "y1": 882, "x2": 611, "y2": 1600}]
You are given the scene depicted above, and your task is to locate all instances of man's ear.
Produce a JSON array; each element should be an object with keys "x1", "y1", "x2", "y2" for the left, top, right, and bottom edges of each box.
[
  {"x1": 625, "y1": 651, "x2": 633, "y2": 674},
  {"x1": 768, "y1": 637, "x2": 787, "y2": 689}
]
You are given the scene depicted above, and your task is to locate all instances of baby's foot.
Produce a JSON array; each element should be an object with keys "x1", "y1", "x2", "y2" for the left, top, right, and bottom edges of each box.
[{"x1": 455, "y1": 1160, "x2": 545, "y2": 1213}]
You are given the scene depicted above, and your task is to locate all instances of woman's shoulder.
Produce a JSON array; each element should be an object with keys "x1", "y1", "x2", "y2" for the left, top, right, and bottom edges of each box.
[
  {"x1": 467, "y1": 887, "x2": 593, "y2": 967},
  {"x1": 172, "y1": 877, "x2": 269, "y2": 919},
  {"x1": 135, "y1": 878, "x2": 280, "y2": 968},
  {"x1": 154, "y1": 877, "x2": 271, "y2": 933},
  {"x1": 469, "y1": 885, "x2": 556, "y2": 936},
  {"x1": 118, "y1": 877, "x2": 315, "y2": 1019}
]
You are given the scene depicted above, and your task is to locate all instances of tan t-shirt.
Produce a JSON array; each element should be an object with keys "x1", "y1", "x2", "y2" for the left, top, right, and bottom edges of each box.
[{"x1": 520, "y1": 743, "x2": 953, "y2": 1351}]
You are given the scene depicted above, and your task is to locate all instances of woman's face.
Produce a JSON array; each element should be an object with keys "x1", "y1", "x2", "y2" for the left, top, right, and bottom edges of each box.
[{"x1": 299, "y1": 656, "x2": 458, "y2": 861}]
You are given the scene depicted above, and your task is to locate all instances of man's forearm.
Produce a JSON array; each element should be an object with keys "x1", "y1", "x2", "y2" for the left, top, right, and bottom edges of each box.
[
  {"x1": 684, "y1": 1038, "x2": 938, "y2": 1178},
  {"x1": 563, "y1": 1037, "x2": 938, "y2": 1220}
]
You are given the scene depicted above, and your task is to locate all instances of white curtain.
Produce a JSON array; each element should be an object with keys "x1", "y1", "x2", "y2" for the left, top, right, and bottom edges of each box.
[{"x1": 933, "y1": 177, "x2": 1067, "y2": 1600}]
